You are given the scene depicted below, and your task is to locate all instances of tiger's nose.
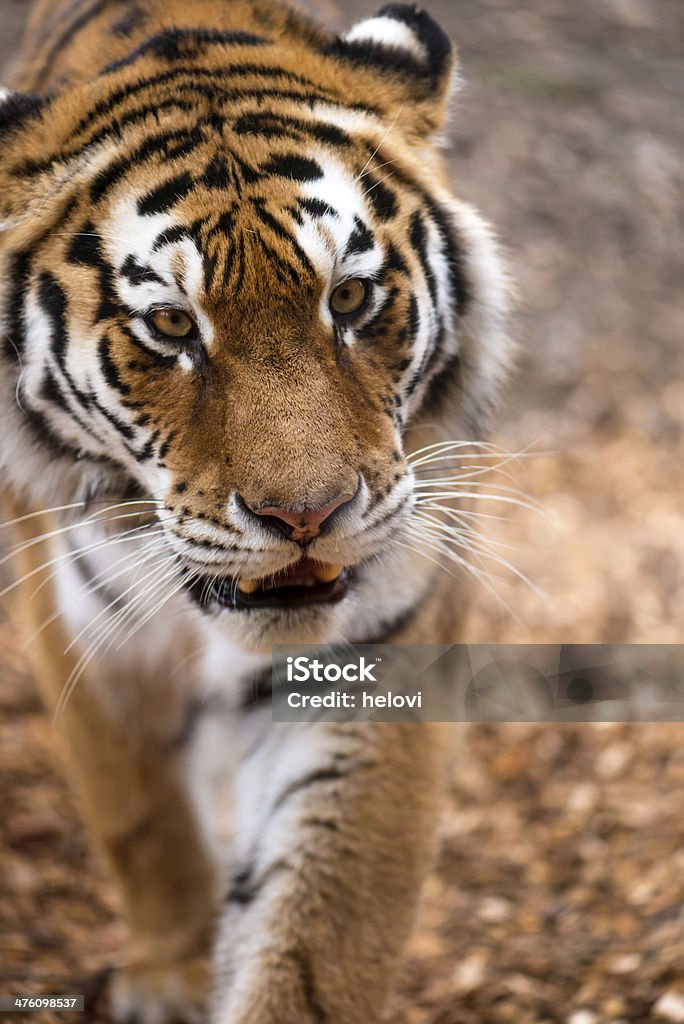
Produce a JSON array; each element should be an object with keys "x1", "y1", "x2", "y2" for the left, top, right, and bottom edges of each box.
[{"x1": 247, "y1": 492, "x2": 356, "y2": 544}]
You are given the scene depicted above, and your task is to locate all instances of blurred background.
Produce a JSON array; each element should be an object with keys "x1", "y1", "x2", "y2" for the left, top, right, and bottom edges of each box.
[{"x1": 1, "y1": 0, "x2": 683, "y2": 1020}]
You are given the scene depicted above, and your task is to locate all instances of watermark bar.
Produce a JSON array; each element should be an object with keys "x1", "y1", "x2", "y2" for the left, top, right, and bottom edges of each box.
[
  {"x1": 0, "y1": 996, "x2": 84, "y2": 1011},
  {"x1": 271, "y1": 644, "x2": 684, "y2": 723}
]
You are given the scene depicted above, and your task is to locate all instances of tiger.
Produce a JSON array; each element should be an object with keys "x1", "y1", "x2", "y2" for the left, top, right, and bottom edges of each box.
[{"x1": 0, "y1": 0, "x2": 512, "y2": 1020}]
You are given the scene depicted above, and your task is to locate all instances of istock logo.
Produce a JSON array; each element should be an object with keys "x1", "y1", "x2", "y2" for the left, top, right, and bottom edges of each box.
[{"x1": 286, "y1": 656, "x2": 379, "y2": 684}]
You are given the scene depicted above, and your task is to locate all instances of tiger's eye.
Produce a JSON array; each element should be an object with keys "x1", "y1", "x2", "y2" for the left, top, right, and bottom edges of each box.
[
  {"x1": 330, "y1": 278, "x2": 369, "y2": 317},
  {"x1": 149, "y1": 308, "x2": 196, "y2": 339}
]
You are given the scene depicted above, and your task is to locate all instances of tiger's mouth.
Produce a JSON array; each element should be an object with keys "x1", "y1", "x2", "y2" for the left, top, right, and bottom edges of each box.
[{"x1": 184, "y1": 558, "x2": 351, "y2": 611}]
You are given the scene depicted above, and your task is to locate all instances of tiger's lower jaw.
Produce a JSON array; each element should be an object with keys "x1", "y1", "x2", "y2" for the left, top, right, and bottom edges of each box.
[{"x1": 183, "y1": 558, "x2": 352, "y2": 613}]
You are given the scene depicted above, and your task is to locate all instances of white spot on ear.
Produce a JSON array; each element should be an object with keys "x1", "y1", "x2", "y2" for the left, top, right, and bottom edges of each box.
[{"x1": 345, "y1": 16, "x2": 429, "y2": 64}]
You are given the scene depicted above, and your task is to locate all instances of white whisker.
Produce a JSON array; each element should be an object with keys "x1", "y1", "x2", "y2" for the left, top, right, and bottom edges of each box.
[
  {"x1": 353, "y1": 109, "x2": 402, "y2": 184},
  {"x1": 2, "y1": 508, "x2": 161, "y2": 574},
  {"x1": 0, "y1": 523, "x2": 164, "y2": 601},
  {"x1": 411, "y1": 513, "x2": 545, "y2": 597},
  {"x1": 24, "y1": 536, "x2": 169, "y2": 648},
  {"x1": 53, "y1": 558, "x2": 180, "y2": 720},
  {"x1": 64, "y1": 548, "x2": 175, "y2": 655},
  {"x1": 26, "y1": 525, "x2": 165, "y2": 604}
]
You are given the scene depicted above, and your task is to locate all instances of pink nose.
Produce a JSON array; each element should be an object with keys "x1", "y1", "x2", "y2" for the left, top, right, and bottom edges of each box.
[{"x1": 253, "y1": 492, "x2": 355, "y2": 543}]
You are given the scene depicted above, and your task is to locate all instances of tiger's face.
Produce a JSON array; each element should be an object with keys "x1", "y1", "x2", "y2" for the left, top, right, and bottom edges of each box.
[{"x1": 0, "y1": 4, "x2": 511, "y2": 648}]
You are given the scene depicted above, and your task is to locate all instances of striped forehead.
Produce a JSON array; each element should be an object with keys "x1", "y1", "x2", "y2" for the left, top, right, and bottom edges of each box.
[{"x1": 103, "y1": 153, "x2": 386, "y2": 306}]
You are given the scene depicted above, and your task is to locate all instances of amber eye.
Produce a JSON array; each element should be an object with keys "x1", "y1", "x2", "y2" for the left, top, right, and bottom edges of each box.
[
  {"x1": 146, "y1": 307, "x2": 196, "y2": 340},
  {"x1": 330, "y1": 278, "x2": 370, "y2": 318}
]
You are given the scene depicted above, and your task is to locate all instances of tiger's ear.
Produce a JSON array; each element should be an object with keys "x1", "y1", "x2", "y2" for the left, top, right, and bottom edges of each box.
[
  {"x1": 0, "y1": 87, "x2": 43, "y2": 136},
  {"x1": 328, "y1": 5, "x2": 455, "y2": 131}
]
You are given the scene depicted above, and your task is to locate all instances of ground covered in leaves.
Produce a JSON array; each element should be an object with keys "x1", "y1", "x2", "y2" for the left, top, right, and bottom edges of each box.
[{"x1": 1, "y1": 0, "x2": 683, "y2": 1021}]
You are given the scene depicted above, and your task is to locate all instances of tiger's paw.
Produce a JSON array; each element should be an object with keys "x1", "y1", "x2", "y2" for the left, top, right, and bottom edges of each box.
[{"x1": 109, "y1": 956, "x2": 209, "y2": 1024}]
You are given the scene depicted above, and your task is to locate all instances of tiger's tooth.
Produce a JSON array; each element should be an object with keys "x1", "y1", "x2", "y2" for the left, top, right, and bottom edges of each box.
[
  {"x1": 237, "y1": 577, "x2": 259, "y2": 594},
  {"x1": 313, "y1": 562, "x2": 343, "y2": 583}
]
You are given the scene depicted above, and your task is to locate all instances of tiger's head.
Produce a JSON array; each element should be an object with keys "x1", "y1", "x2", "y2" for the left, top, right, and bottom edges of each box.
[{"x1": 0, "y1": 3, "x2": 511, "y2": 649}]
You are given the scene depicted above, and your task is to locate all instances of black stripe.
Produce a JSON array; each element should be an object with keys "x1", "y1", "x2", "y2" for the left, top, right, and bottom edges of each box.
[
  {"x1": 342, "y1": 145, "x2": 473, "y2": 314},
  {"x1": 104, "y1": 28, "x2": 268, "y2": 72},
  {"x1": 234, "y1": 111, "x2": 350, "y2": 147},
  {"x1": 250, "y1": 201, "x2": 316, "y2": 277},
  {"x1": 298, "y1": 197, "x2": 338, "y2": 219},
  {"x1": 91, "y1": 130, "x2": 196, "y2": 202},
  {"x1": 256, "y1": 235, "x2": 301, "y2": 287},
  {"x1": 39, "y1": 272, "x2": 72, "y2": 377},
  {"x1": 364, "y1": 174, "x2": 397, "y2": 221},
  {"x1": 67, "y1": 222, "x2": 120, "y2": 321},
  {"x1": 0, "y1": 92, "x2": 43, "y2": 136},
  {"x1": 290, "y1": 948, "x2": 327, "y2": 1024},
  {"x1": 201, "y1": 154, "x2": 231, "y2": 190},
  {"x1": 135, "y1": 428, "x2": 160, "y2": 462},
  {"x1": 31, "y1": 283, "x2": 107, "y2": 439},
  {"x1": 225, "y1": 859, "x2": 292, "y2": 907},
  {"x1": 137, "y1": 171, "x2": 195, "y2": 215},
  {"x1": 409, "y1": 210, "x2": 437, "y2": 305},
  {"x1": 70, "y1": 545, "x2": 130, "y2": 610},
  {"x1": 203, "y1": 208, "x2": 236, "y2": 244},
  {"x1": 3, "y1": 251, "x2": 32, "y2": 361},
  {"x1": 22, "y1": 405, "x2": 90, "y2": 461},
  {"x1": 241, "y1": 596, "x2": 423, "y2": 709},
  {"x1": 168, "y1": 693, "x2": 233, "y2": 750},
  {"x1": 324, "y1": 35, "x2": 427, "y2": 83},
  {"x1": 119, "y1": 326, "x2": 178, "y2": 370},
  {"x1": 262, "y1": 154, "x2": 323, "y2": 182},
  {"x1": 38, "y1": 367, "x2": 73, "y2": 415},
  {"x1": 344, "y1": 215, "x2": 374, "y2": 259},
  {"x1": 202, "y1": 249, "x2": 219, "y2": 294},
  {"x1": 68, "y1": 64, "x2": 349, "y2": 140},
  {"x1": 98, "y1": 335, "x2": 130, "y2": 395},
  {"x1": 422, "y1": 197, "x2": 471, "y2": 313},
  {"x1": 91, "y1": 394, "x2": 136, "y2": 441},
  {"x1": 152, "y1": 225, "x2": 189, "y2": 250},
  {"x1": 120, "y1": 254, "x2": 165, "y2": 285},
  {"x1": 271, "y1": 767, "x2": 353, "y2": 813},
  {"x1": 387, "y1": 242, "x2": 409, "y2": 275},
  {"x1": 38, "y1": 273, "x2": 141, "y2": 446},
  {"x1": 157, "y1": 430, "x2": 176, "y2": 461},
  {"x1": 17, "y1": 80, "x2": 374, "y2": 179},
  {"x1": 301, "y1": 817, "x2": 340, "y2": 833},
  {"x1": 67, "y1": 226, "x2": 103, "y2": 267}
]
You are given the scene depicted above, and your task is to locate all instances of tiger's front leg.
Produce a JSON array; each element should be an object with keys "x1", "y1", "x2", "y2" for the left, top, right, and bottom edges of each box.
[
  {"x1": 10, "y1": 508, "x2": 221, "y2": 1024},
  {"x1": 214, "y1": 712, "x2": 452, "y2": 1024},
  {"x1": 28, "y1": 649, "x2": 220, "y2": 1024}
]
